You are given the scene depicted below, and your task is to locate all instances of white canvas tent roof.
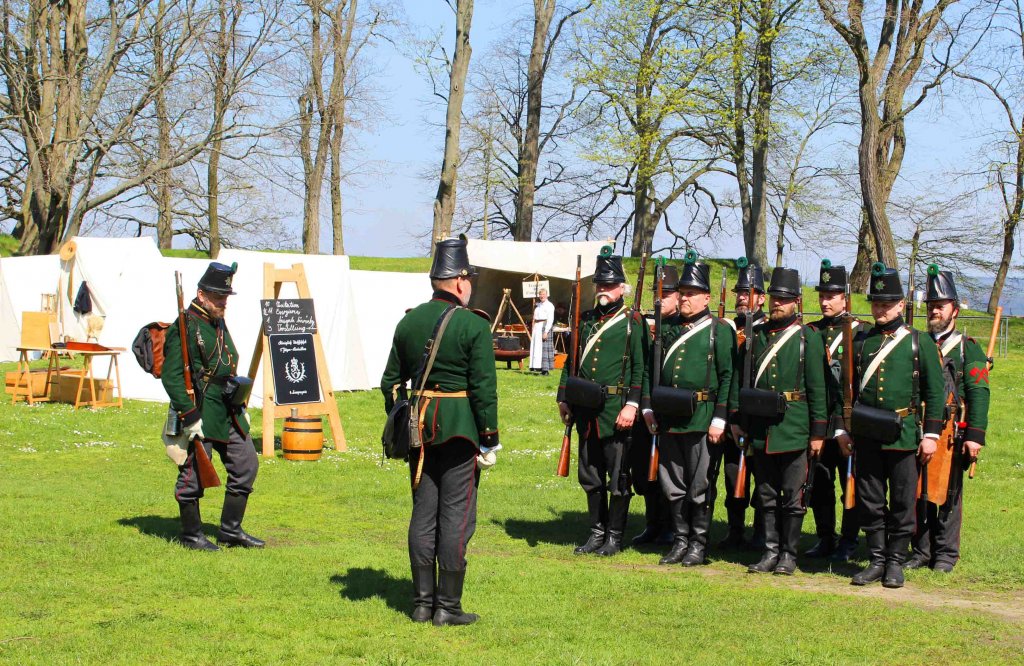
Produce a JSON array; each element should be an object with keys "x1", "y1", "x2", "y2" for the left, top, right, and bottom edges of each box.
[{"x1": 465, "y1": 239, "x2": 608, "y2": 323}]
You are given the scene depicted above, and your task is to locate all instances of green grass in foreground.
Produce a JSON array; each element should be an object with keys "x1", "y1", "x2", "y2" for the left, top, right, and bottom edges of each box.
[
  {"x1": 0, "y1": 233, "x2": 17, "y2": 257},
  {"x1": 0, "y1": 353, "x2": 1022, "y2": 664}
]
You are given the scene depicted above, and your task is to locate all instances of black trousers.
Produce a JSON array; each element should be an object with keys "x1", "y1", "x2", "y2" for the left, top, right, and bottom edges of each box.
[
  {"x1": 854, "y1": 444, "x2": 917, "y2": 541},
  {"x1": 912, "y1": 470, "x2": 964, "y2": 566},
  {"x1": 408, "y1": 439, "x2": 480, "y2": 571},
  {"x1": 752, "y1": 449, "x2": 809, "y2": 518},
  {"x1": 808, "y1": 439, "x2": 859, "y2": 540},
  {"x1": 579, "y1": 426, "x2": 632, "y2": 496},
  {"x1": 175, "y1": 428, "x2": 258, "y2": 502},
  {"x1": 658, "y1": 432, "x2": 713, "y2": 506}
]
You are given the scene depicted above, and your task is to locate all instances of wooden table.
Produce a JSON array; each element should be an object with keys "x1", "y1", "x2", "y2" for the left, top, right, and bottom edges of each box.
[{"x1": 10, "y1": 345, "x2": 124, "y2": 409}]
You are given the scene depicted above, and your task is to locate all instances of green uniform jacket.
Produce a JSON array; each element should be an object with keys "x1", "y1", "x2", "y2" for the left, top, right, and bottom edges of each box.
[
  {"x1": 853, "y1": 321, "x2": 945, "y2": 451},
  {"x1": 161, "y1": 301, "x2": 248, "y2": 443},
  {"x1": 557, "y1": 300, "x2": 650, "y2": 440},
  {"x1": 934, "y1": 330, "x2": 990, "y2": 445},
  {"x1": 729, "y1": 318, "x2": 829, "y2": 453},
  {"x1": 381, "y1": 291, "x2": 499, "y2": 448},
  {"x1": 647, "y1": 310, "x2": 735, "y2": 434},
  {"x1": 806, "y1": 315, "x2": 868, "y2": 432}
]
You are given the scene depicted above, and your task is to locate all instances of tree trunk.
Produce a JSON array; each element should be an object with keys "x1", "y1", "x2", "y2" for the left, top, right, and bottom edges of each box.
[
  {"x1": 629, "y1": 182, "x2": 655, "y2": 257},
  {"x1": 515, "y1": 0, "x2": 554, "y2": 242},
  {"x1": 731, "y1": 1, "x2": 753, "y2": 265},
  {"x1": 849, "y1": 209, "x2": 877, "y2": 292},
  {"x1": 747, "y1": 0, "x2": 772, "y2": 269},
  {"x1": 432, "y1": 0, "x2": 474, "y2": 249},
  {"x1": 207, "y1": 0, "x2": 231, "y2": 258},
  {"x1": 989, "y1": 139, "x2": 1023, "y2": 313},
  {"x1": 154, "y1": 0, "x2": 173, "y2": 250}
]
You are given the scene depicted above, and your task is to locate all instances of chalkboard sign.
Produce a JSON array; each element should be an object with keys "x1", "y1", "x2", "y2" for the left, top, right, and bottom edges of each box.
[
  {"x1": 268, "y1": 333, "x2": 321, "y2": 405},
  {"x1": 260, "y1": 299, "x2": 318, "y2": 336}
]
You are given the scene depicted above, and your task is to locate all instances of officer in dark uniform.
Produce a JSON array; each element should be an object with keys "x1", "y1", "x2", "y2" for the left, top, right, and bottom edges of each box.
[
  {"x1": 630, "y1": 265, "x2": 680, "y2": 548},
  {"x1": 714, "y1": 261, "x2": 766, "y2": 550},
  {"x1": 846, "y1": 264, "x2": 945, "y2": 588},
  {"x1": 804, "y1": 260, "x2": 864, "y2": 562},
  {"x1": 643, "y1": 257, "x2": 735, "y2": 566},
  {"x1": 162, "y1": 262, "x2": 262, "y2": 551},
  {"x1": 730, "y1": 268, "x2": 828, "y2": 575},
  {"x1": 381, "y1": 237, "x2": 500, "y2": 627},
  {"x1": 907, "y1": 268, "x2": 990, "y2": 573},
  {"x1": 558, "y1": 247, "x2": 649, "y2": 557}
]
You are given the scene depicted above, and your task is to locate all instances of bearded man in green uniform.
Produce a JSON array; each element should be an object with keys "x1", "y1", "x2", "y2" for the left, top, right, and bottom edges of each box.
[
  {"x1": 844, "y1": 264, "x2": 945, "y2": 589},
  {"x1": 643, "y1": 258, "x2": 735, "y2": 566},
  {"x1": 558, "y1": 248, "x2": 649, "y2": 557},
  {"x1": 382, "y1": 237, "x2": 499, "y2": 626},
  {"x1": 906, "y1": 269, "x2": 990, "y2": 573},
  {"x1": 804, "y1": 260, "x2": 864, "y2": 562},
  {"x1": 162, "y1": 262, "x2": 263, "y2": 552},
  {"x1": 730, "y1": 268, "x2": 828, "y2": 575}
]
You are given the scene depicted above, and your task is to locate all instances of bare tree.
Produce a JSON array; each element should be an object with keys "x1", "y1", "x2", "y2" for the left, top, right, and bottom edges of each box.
[
  {"x1": 817, "y1": 0, "x2": 973, "y2": 288},
  {"x1": 431, "y1": 0, "x2": 474, "y2": 248}
]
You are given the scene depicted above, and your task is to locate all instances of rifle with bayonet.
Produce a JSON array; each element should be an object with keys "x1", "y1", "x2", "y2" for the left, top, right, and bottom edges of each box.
[
  {"x1": 841, "y1": 280, "x2": 856, "y2": 510},
  {"x1": 175, "y1": 272, "x2": 221, "y2": 489},
  {"x1": 647, "y1": 258, "x2": 664, "y2": 482},
  {"x1": 556, "y1": 255, "x2": 583, "y2": 478},
  {"x1": 734, "y1": 257, "x2": 753, "y2": 500}
]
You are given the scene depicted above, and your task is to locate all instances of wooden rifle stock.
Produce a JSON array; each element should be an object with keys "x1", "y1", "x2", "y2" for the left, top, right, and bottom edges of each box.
[
  {"x1": 718, "y1": 268, "x2": 727, "y2": 320},
  {"x1": 556, "y1": 256, "x2": 583, "y2": 477},
  {"x1": 986, "y1": 306, "x2": 1002, "y2": 370},
  {"x1": 176, "y1": 272, "x2": 221, "y2": 489},
  {"x1": 647, "y1": 261, "x2": 664, "y2": 483},
  {"x1": 735, "y1": 438, "x2": 748, "y2": 498},
  {"x1": 844, "y1": 455, "x2": 856, "y2": 510}
]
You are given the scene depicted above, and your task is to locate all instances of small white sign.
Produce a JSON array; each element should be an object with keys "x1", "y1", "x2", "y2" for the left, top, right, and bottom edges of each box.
[{"x1": 522, "y1": 279, "x2": 551, "y2": 298}]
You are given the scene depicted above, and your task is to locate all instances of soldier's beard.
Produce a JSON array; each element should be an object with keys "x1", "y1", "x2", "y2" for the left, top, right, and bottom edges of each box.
[
  {"x1": 596, "y1": 294, "x2": 612, "y2": 306},
  {"x1": 928, "y1": 315, "x2": 952, "y2": 336}
]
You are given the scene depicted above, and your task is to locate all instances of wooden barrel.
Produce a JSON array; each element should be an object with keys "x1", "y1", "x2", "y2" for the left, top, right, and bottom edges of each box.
[{"x1": 282, "y1": 416, "x2": 324, "y2": 461}]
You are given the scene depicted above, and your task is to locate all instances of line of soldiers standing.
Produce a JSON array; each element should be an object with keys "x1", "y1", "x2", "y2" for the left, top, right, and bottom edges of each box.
[{"x1": 557, "y1": 249, "x2": 990, "y2": 587}]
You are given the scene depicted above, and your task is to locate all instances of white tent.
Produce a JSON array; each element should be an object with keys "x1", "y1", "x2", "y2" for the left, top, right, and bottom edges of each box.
[
  {"x1": 464, "y1": 238, "x2": 609, "y2": 323},
  {"x1": 0, "y1": 255, "x2": 62, "y2": 361}
]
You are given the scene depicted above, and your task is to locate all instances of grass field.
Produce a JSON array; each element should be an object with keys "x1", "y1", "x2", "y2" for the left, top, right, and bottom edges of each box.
[{"x1": 1, "y1": 348, "x2": 1023, "y2": 665}]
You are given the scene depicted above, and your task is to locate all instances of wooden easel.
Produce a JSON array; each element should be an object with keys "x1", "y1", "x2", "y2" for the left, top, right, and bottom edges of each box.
[
  {"x1": 247, "y1": 263, "x2": 346, "y2": 457},
  {"x1": 491, "y1": 288, "x2": 532, "y2": 342}
]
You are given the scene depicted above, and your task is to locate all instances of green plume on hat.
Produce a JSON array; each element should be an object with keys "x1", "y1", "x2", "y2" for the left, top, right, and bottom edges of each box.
[
  {"x1": 927, "y1": 263, "x2": 940, "y2": 277},
  {"x1": 871, "y1": 261, "x2": 887, "y2": 277},
  {"x1": 821, "y1": 258, "x2": 832, "y2": 269},
  {"x1": 599, "y1": 245, "x2": 614, "y2": 258},
  {"x1": 230, "y1": 262, "x2": 238, "y2": 273},
  {"x1": 736, "y1": 256, "x2": 749, "y2": 269},
  {"x1": 684, "y1": 250, "x2": 698, "y2": 264}
]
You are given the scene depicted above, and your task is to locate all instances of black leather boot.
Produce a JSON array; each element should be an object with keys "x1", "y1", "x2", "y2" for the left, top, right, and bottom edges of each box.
[
  {"x1": 883, "y1": 537, "x2": 909, "y2": 589},
  {"x1": 574, "y1": 492, "x2": 607, "y2": 555},
  {"x1": 747, "y1": 510, "x2": 779, "y2": 573},
  {"x1": 632, "y1": 491, "x2": 664, "y2": 546},
  {"x1": 680, "y1": 502, "x2": 710, "y2": 567},
  {"x1": 774, "y1": 514, "x2": 804, "y2": 576},
  {"x1": 831, "y1": 536, "x2": 859, "y2": 562},
  {"x1": 659, "y1": 499, "x2": 689, "y2": 565},
  {"x1": 432, "y1": 569, "x2": 478, "y2": 626},
  {"x1": 903, "y1": 553, "x2": 929, "y2": 570},
  {"x1": 178, "y1": 501, "x2": 219, "y2": 551},
  {"x1": 217, "y1": 492, "x2": 265, "y2": 548},
  {"x1": 410, "y1": 564, "x2": 435, "y2": 623},
  {"x1": 851, "y1": 531, "x2": 886, "y2": 585},
  {"x1": 717, "y1": 505, "x2": 748, "y2": 549},
  {"x1": 805, "y1": 534, "x2": 836, "y2": 558},
  {"x1": 595, "y1": 495, "x2": 630, "y2": 556}
]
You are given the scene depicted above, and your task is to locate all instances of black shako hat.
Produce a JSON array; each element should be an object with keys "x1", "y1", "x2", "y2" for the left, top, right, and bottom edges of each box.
[
  {"x1": 816, "y1": 259, "x2": 847, "y2": 293},
  {"x1": 198, "y1": 261, "x2": 238, "y2": 295},
  {"x1": 867, "y1": 262, "x2": 904, "y2": 302},
  {"x1": 430, "y1": 235, "x2": 478, "y2": 280},
  {"x1": 733, "y1": 257, "x2": 765, "y2": 294},
  {"x1": 768, "y1": 267, "x2": 801, "y2": 298},
  {"x1": 677, "y1": 250, "x2": 710, "y2": 292},
  {"x1": 593, "y1": 245, "x2": 626, "y2": 284},
  {"x1": 925, "y1": 264, "x2": 959, "y2": 303},
  {"x1": 652, "y1": 265, "x2": 680, "y2": 292}
]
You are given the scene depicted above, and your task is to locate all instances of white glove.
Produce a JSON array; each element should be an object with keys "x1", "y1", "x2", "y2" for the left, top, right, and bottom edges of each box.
[
  {"x1": 477, "y1": 443, "x2": 502, "y2": 469},
  {"x1": 184, "y1": 418, "x2": 204, "y2": 442}
]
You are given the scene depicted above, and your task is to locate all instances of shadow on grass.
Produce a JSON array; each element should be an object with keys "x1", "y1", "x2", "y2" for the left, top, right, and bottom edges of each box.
[
  {"x1": 117, "y1": 514, "x2": 214, "y2": 542},
  {"x1": 330, "y1": 568, "x2": 408, "y2": 616},
  {"x1": 496, "y1": 506, "x2": 587, "y2": 547}
]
